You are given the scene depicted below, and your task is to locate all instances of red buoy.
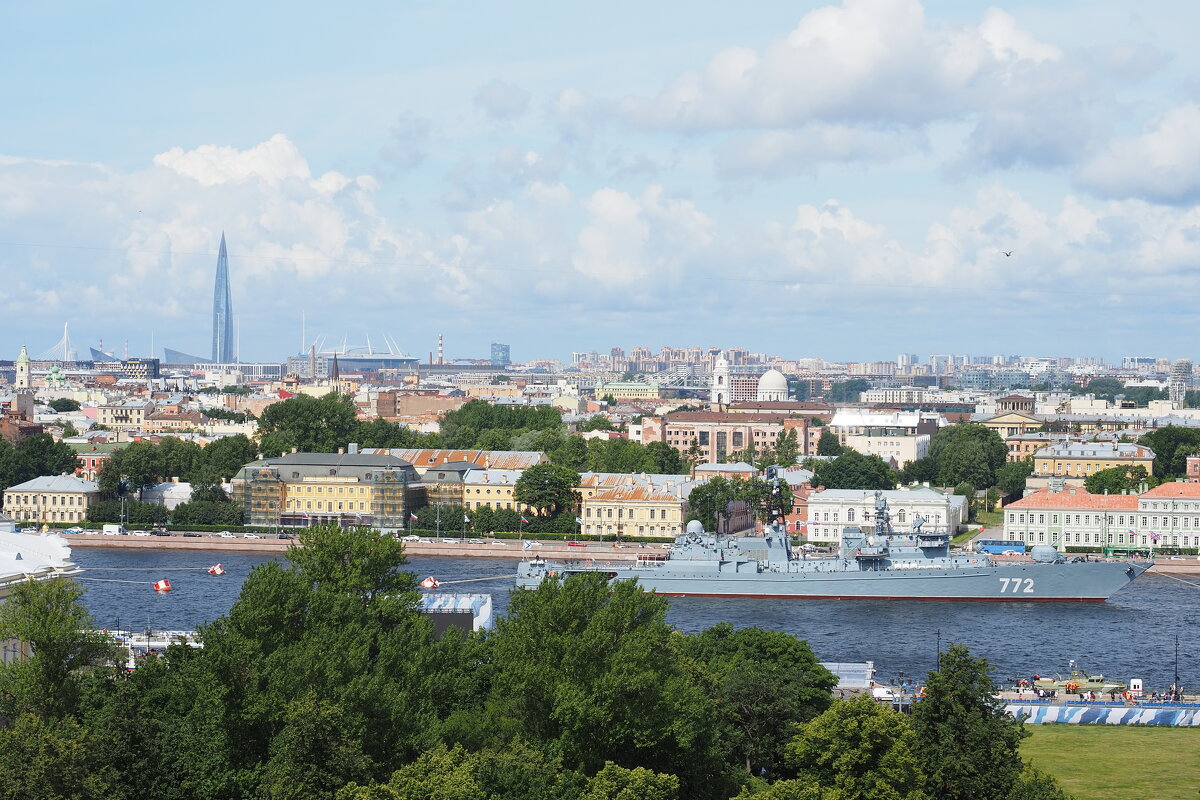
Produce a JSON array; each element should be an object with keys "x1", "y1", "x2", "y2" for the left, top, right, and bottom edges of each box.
[
  {"x1": 420, "y1": 576, "x2": 440, "y2": 589},
  {"x1": 153, "y1": 579, "x2": 172, "y2": 592}
]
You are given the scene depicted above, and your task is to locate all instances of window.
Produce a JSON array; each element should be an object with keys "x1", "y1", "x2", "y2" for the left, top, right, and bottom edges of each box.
[{"x1": 847, "y1": 509, "x2": 855, "y2": 522}]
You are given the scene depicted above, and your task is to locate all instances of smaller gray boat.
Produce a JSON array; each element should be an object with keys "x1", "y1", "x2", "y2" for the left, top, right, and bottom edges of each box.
[{"x1": 516, "y1": 492, "x2": 1152, "y2": 602}]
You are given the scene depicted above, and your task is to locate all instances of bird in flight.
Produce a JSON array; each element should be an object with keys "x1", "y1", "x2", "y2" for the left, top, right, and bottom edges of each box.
[{"x1": 1001, "y1": 250, "x2": 1013, "y2": 257}]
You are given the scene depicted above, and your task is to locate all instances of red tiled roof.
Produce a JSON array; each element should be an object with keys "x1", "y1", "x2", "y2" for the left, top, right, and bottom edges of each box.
[
  {"x1": 1006, "y1": 485, "x2": 1138, "y2": 510},
  {"x1": 1140, "y1": 482, "x2": 1200, "y2": 498}
]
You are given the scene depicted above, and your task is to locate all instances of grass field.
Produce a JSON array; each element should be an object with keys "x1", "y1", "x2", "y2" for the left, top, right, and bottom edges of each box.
[{"x1": 1021, "y1": 725, "x2": 1200, "y2": 800}]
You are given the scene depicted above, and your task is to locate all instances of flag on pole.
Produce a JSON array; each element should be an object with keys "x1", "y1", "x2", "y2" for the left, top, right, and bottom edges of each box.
[
  {"x1": 410, "y1": 512, "x2": 419, "y2": 521},
  {"x1": 520, "y1": 515, "x2": 529, "y2": 524},
  {"x1": 463, "y1": 515, "x2": 471, "y2": 523},
  {"x1": 575, "y1": 516, "x2": 584, "y2": 525}
]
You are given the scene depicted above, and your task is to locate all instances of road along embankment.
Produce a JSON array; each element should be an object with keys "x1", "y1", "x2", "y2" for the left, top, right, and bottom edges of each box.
[{"x1": 52, "y1": 533, "x2": 645, "y2": 562}]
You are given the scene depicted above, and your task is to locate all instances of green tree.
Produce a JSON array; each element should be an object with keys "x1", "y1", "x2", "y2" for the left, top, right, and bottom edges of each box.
[
  {"x1": 0, "y1": 713, "x2": 114, "y2": 800},
  {"x1": 514, "y1": 463, "x2": 581, "y2": 518},
  {"x1": 684, "y1": 624, "x2": 834, "y2": 777},
  {"x1": 61, "y1": 422, "x2": 78, "y2": 439},
  {"x1": 816, "y1": 431, "x2": 843, "y2": 457},
  {"x1": 580, "y1": 415, "x2": 616, "y2": 432},
  {"x1": 0, "y1": 433, "x2": 80, "y2": 496},
  {"x1": 684, "y1": 437, "x2": 704, "y2": 470},
  {"x1": 258, "y1": 393, "x2": 359, "y2": 456},
  {"x1": 685, "y1": 476, "x2": 741, "y2": 531},
  {"x1": 48, "y1": 398, "x2": 82, "y2": 413},
  {"x1": 1007, "y1": 766, "x2": 1072, "y2": 800},
  {"x1": 994, "y1": 461, "x2": 1034, "y2": 497},
  {"x1": 809, "y1": 451, "x2": 895, "y2": 490},
  {"x1": 580, "y1": 762, "x2": 680, "y2": 800},
  {"x1": 550, "y1": 436, "x2": 589, "y2": 471},
  {"x1": 785, "y1": 695, "x2": 927, "y2": 800},
  {"x1": 487, "y1": 572, "x2": 720, "y2": 794},
  {"x1": 927, "y1": 425, "x2": 1008, "y2": 488},
  {"x1": 199, "y1": 434, "x2": 259, "y2": 481},
  {"x1": 0, "y1": 578, "x2": 116, "y2": 720},
  {"x1": 1084, "y1": 464, "x2": 1156, "y2": 495},
  {"x1": 1138, "y1": 426, "x2": 1200, "y2": 479},
  {"x1": 773, "y1": 429, "x2": 800, "y2": 467},
  {"x1": 827, "y1": 380, "x2": 869, "y2": 402},
  {"x1": 911, "y1": 644, "x2": 1026, "y2": 800}
]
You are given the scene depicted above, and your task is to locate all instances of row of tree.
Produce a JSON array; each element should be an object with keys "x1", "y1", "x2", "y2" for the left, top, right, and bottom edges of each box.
[
  {"x1": 96, "y1": 435, "x2": 258, "y2": 498},
  {"x1": 0, "y1": 526, "x2": 1067, "y2": 800},
  {"x1": 686, "y1": 475, "x2": 795, "y2": 531},
  {"x1": 0, "y1": 434, "x2": 79, "y2": 511}
]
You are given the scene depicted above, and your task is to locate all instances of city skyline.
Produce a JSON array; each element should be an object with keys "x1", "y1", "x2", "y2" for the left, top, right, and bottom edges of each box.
[{"x1": 3, "y1": 1, "x2": 1200, "y2": 361}]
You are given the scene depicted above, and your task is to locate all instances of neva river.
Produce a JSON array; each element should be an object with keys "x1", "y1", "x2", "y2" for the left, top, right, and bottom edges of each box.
[{"x1": 74, "y1": 548, "x2": 1198, "y2": 690}]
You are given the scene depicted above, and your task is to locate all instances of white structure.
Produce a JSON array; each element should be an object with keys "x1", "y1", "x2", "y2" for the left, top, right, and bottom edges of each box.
[
  {"x1": 806, "y1": 487, "x2": 968, "y2": 542},
  {"x1": 755, "y1": 368, "x2": 788, "y2": 402},
  {"x1": 1, "y1": 531, "x2": 81, "y2": 663},
  {"x1": 828, "y1": 410, "x2": 935, "y2": 468},
  {"x1": 13, "y1": 345, "x2": 30, "y2": 391},
  {"x1": 710, "y1": 352, "x2": 730, "y2": 406},
  {"x1": 1170, "y1": 359, "x2": 1192, "y2": 407}
]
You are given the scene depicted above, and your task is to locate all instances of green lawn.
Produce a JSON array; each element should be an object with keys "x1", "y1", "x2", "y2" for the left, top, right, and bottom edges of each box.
[{"x1": 1022, "y1": 725, "x2": 1200, "y2": 800}]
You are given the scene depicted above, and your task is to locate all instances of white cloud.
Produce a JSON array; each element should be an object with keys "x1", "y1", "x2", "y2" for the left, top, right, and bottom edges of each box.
[
  {"x1": 620, "y1": 0, "x2": 1061, "y2": 132},
  {"x1": 714, "y1": 125, "x2": 924, "y2": 178},
  {"x1": 473, "y1": 79, "x2": 531, "y2": 120},
  {"x1": 153, "y1": 134, "x2": 312, "y2": 186},
  {"x1": 1076, "y1": 103, "x2": 1200, "y2": 204}
]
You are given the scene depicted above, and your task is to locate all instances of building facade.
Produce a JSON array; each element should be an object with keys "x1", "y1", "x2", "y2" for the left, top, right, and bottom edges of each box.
[
  {"x1": 804, "y1": 487, "x2": 968, "y2": 543},
  {"x1": 231, "y1": 452, "x2": 420, "y2": 530},
  {"x1": 1031, "y1": 442, "x2": 1155, "y2": 478},
  {"x1": 641, "y1": 412, "x2": 814, "y2": 464},
  {"x1": 96, "y1": 400, "x2": 154, "y2": 431},
  {"x1": 1004, "y1": 480, "x2": 1200, "y2": 551},
  {"x1": 2, "y1": 475, "x2": 99, "y2": 524}
]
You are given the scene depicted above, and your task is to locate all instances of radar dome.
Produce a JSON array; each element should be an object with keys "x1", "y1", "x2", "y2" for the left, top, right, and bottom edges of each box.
[
  {"x1": 686, "y1": 520, "x2": 705, "y2": 535},
  {"x1": 756, "y1": 368, "x2": 788, "y2": 401},
  {"x1": 1029, "y1": 545, "x2": 1060, "y2": 563}
]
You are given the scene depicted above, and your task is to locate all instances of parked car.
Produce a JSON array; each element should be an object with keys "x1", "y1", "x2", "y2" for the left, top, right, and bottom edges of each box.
[
  {"x1": 402, "y1": 535, "x2": 421, "y2": 542},
  {"x1": 182, "y1": 532, "x2": 202, "y2": 538},
  {"x1": 242, "y1": 532, "x2": 260, "y2": 539},
  {"x1": 468, "y1": 538, "x2": 484, "y2": 544},
  {"x1": 442, "y1": 538, "x2": 460, "y2": 544},
  {"x1": 217, "y1": 531, "x2": 236, "y2": 539},
  {"x1": 150, "y1": 529, "x2": 170, "y2": 537},
  {"x1": 276, "y1": 533, "x2": 294, "y2": 540},
  {"x1": 130, "y1": 530, "x2": 152, "y2": 537},
  {"x1": 102, "y1": 524, "x2": 125, "y2": 536}
]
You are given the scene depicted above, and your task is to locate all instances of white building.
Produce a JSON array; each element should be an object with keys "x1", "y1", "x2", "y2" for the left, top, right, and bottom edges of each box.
[
  {"x1": 3, "y1": 475, "x2": 99, "y2": 525},
  {"x1": 828, "y1": 411, "x2": 936, "y2": 468},
  {"x1": 805, "y1": 487, "x2": 968, "y2": 542}
]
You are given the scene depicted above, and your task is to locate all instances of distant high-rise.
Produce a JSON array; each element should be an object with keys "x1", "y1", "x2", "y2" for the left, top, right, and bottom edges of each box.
[
  {"x1": 1170, "y1": 359, "x2": 1192, "y2": 406},
  {"x1": 490, "y1": 342, "x2": 511, "y2": 367},
  {"x1": 211, "y1": 233, "x2": 234, "y2": 363}
]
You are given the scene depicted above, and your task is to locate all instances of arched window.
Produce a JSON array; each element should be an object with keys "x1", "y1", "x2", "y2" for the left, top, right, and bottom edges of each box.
[
  {"x1": 897, "y1": 509, "x2": 906, "y2": 523},
  {"x1": 846, "y1": 509, "x2": 855, "y2": 522}
]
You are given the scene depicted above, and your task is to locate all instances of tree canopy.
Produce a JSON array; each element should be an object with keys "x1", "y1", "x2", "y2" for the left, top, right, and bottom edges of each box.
[
  {"x1": 513, "y1": 463, "x2": 581, "y2": 518},
  {"x1": 806, "y1": 451, "x2": 895, "y2": 490},
  {"x1": 1138, "y1": 426, "x2": 1200, "y2": 479},
  {"x1": 1084, "y1": 464, "x2": 1157, "y2": 496}
]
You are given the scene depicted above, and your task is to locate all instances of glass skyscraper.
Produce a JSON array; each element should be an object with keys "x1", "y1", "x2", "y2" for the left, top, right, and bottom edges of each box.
[{"x1": 211, "y1": 233, "x2": 234, "y2": 363}]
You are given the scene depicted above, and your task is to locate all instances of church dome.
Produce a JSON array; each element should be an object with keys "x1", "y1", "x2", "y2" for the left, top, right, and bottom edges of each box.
[{"x1": 757, "y1": 368, "x2": 787, "y2": 392}]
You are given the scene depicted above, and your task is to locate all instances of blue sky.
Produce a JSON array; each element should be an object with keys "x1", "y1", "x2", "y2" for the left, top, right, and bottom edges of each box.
[{"x1": 2, "y1": 0, "x2": 1199, "y2": 364}]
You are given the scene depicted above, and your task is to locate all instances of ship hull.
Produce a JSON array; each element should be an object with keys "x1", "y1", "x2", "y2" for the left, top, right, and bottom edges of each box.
[{"x1": 515, "y1": 560, "x2": 1151, "y2": 602}]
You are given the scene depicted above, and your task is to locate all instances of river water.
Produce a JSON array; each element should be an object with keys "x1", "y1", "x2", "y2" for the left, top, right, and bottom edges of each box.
[{"x1": 73, "y1": 547, "x2": 1200, "y2": 690}]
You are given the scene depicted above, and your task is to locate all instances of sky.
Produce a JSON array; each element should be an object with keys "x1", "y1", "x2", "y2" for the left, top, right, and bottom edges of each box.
[{"x1": 2, "y1": 0, "x2": 1199, "y2": 365}]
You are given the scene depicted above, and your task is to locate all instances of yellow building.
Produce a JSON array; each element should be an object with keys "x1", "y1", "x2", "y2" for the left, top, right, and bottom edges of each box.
[
  {"x1": 230, "y1": 452, "x2": 420, "y2": 530},
  {"x1": 578, "y1": 473, "x2": 698, "y2": 539},
  {"x1": 462, "y1": 469, "x2": 527, "y2": 513},
  {"x1": 594, "y1": 381, "x2": 663, "y2": 400},
  {"x1": 1031, "y1": 442, "x2": 1156, "y2": 478},
  {"x1": 96, "y1": 400, "x2": 154, "y2": 431},
  {"x1": 2, "y1": 475, "x2": 99, "y2": 524}
]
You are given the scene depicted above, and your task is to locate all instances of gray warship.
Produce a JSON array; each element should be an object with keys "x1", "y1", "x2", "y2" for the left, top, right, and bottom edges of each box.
[{"x1": 516, "y1": 492, "x2": 1152, "y2": 602}]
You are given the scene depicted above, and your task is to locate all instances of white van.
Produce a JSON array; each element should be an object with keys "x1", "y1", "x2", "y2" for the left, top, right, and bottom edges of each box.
[
  {"x1": 872, "y1": 687, "x2": 896, "y2": 702},
  {"x1": 102, "y1": 524, "x2": 126, "y2": 536}
]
